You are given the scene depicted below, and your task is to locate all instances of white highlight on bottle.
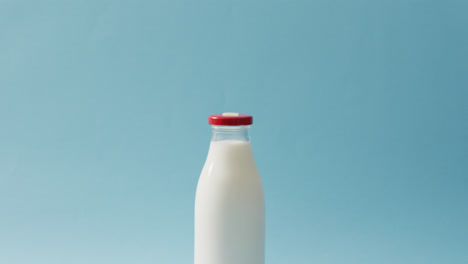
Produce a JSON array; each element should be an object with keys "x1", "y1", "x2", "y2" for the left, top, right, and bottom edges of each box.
[{"x1": 222, "y1": 112, "x2": 240, "y2": 117}]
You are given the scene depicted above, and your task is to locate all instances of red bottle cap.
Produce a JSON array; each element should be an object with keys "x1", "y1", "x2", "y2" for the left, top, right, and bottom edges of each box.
[{"x1": 208, "y1": 113, "x2": 253, "y2": 126}]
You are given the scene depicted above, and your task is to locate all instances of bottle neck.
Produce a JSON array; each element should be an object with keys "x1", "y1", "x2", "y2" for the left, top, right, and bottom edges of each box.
[{"x1": 211, "y1": 125, "x2": 251, "y2": 142}]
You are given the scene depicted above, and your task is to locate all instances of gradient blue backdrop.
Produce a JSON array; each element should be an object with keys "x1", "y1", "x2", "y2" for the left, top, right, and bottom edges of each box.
[{"x1": 1, "y1": 1, "x2": 467, "y2": 263}]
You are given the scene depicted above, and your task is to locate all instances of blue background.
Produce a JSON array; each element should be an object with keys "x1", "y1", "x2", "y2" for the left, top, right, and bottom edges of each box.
[{"x1": 1, "y1": 1, "x2": 467, "y2": 263}]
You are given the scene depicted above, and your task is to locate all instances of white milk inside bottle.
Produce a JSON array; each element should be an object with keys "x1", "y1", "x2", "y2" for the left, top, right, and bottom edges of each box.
[{"x1": 195, "y1": 113, "x2": 265, "y2": 264}]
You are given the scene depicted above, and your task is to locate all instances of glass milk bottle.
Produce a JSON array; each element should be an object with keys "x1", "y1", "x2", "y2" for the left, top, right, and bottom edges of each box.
[{"x1": 195, "y1": 113, "x2": 265, "y2": 264}]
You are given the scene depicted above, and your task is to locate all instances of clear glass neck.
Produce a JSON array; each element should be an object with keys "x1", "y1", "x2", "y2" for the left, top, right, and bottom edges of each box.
[{"x1": 211, "y1": 125, "x2": 251, "y2": 142}]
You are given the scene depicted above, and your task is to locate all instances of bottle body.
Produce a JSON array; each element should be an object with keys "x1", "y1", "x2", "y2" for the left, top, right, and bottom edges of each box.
[{"x1": 195, "y1": 126, "x2": 265, "y2": 264}]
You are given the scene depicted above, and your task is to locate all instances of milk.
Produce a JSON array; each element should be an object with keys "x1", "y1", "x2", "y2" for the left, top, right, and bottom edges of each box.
[{"x1": 195, "y1": 139, "x2": 265, "y2": 264}]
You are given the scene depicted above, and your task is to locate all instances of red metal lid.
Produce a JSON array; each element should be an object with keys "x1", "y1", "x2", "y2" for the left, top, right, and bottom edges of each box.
[{"x1": 208, "y1": 113, "x2": 253, "y2": 126}]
